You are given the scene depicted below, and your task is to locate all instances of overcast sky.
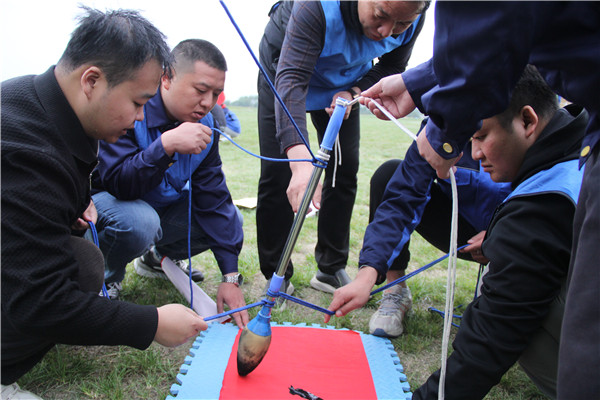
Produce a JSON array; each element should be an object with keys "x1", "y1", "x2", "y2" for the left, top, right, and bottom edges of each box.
[{"x1": 1, "y1": 0, "x2": 434, "y2": 102}]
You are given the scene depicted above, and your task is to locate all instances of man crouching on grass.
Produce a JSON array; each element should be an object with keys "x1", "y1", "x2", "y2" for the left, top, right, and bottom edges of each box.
[{"x1": 327, "y1": 65, "x2": 587, "y2": 399}]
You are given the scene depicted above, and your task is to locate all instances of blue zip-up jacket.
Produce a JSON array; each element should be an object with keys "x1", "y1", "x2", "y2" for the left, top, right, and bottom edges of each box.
[
  {"x1": 93, "y1": 90, "x2": 243, "y2": 274},
  {"x1": 413, "y1": 105, "x2": 587, "y2": 399},
  {"x1": 359, "y1": 138, "x2": 511, "y2": 283},
  {"x1": 403, "y1": 2, "x2": 600, "y2": 166}
]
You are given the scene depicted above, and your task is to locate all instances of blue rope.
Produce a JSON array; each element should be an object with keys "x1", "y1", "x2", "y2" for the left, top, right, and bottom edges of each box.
[
  {"x1": 181, "y1": 128, "x2": 328, "y2": 312},
  {"x1": 278, "y1": 292, "x2": 335, "y2": 316},
  {"x1": 429, "y1": 306, "x2": 463, "y2": 328},
  {"x1": 218, "y1": 0, "x2": 316, "y2": 161},
  {"x1": 88, "y1": 221, "x2": 110, "y2": 298},
  {"x1": 188, "y1": 157, "x2": 194, "y2": 309},
  {"x1": 204, "y1": 299, "x2": 271, "y2": 322},
  {"x1": 370, "y1": 244, "x2": 468, "y2": 296},
  {"x1": 200, "y1": 245, "x2": 468, "y2": 321},
  {"x1": 216, "y1": 128, "x2": 315, "y2": 165},
  {"x1": 427, "y1": 259, "x2": 485, "y2": 327}
]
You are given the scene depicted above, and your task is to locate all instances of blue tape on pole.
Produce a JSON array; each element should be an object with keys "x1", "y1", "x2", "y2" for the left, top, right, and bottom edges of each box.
[
  {"x1": 321, "y1": 104, "x2": 346, "y2": 151},
  {"x1": 269, "y1": 273, "x2": 284, "y2": 294}
]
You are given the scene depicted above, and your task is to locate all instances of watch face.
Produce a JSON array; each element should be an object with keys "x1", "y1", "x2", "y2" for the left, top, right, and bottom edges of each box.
[{"x1": 224, "y1": 274, "x2": 243, "y2": 285}]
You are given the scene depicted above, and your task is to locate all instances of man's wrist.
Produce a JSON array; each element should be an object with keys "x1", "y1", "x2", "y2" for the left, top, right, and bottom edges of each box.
[{"x1": 359, "y1": 265, "x2": 385, "y2": 286}]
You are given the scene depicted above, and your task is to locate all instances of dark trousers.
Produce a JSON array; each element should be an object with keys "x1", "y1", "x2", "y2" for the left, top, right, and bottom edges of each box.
[
  {"x1": 558, "y1": 145, "x2": 600, "y2": 398},
  {"x1": 256, "y1": 74, "x2": 359, "y2": 280},
  {"x1": 1, "y1": 236, "x2": 104, "y2": 384},
  {"x1": 369, "y1": 159, "x2": 477, "y2": 272}
]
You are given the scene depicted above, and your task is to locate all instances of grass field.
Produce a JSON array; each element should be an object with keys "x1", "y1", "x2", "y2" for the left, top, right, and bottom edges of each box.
[{"x1": 19, "y1": 106, "x2": 545, "y2": 399}]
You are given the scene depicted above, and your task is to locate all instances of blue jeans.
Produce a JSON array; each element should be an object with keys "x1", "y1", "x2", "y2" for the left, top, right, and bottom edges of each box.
[{"x1": 92, "y1": 191, "x2": 243, "y2": 283}]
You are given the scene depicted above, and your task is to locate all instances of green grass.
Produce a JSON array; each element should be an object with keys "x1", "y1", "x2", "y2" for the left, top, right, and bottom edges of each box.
[{"x1": 19, "y1": 106, "x2": 545, "y2": 399}]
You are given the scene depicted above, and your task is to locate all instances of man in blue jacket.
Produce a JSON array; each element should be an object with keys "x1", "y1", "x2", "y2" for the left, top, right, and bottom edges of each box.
[
  {"x1": 332, "y1": 65, "x2": 586, "y2": 398},
  {"x1": 92, "y1": 39, "x2": 249, "y2": 328},
  {"x1": 257, "y1": 0, "x2": 429, "y2": 306},
  {"x1": 360, "y1": 3, "x2": 599, "y2": 397}
]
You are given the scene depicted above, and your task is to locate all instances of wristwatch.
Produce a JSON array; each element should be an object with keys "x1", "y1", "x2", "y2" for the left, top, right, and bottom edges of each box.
[
  {"x1": 222, "y1": 273, "x2": 244, "y2": 286},
  {"x1": 347, "y1": 87, "x2": 360, "y2": 99}
]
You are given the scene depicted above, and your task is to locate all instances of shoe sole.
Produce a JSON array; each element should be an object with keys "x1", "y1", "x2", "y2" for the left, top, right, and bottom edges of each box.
[
  {"x1": 134, "y1": 259, "x2": 169, "y2": 280},
  {"x1": 371, "y1": 327, "x2": 402, "y2": 338},
  {"x1": 309, "y1": 276, "x2": 337, "y2": 294}
]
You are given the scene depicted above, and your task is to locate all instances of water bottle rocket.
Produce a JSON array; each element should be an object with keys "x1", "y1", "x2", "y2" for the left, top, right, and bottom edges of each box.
[{"x1": 236, "y1": 98, "x2": 355, "y2": 376}]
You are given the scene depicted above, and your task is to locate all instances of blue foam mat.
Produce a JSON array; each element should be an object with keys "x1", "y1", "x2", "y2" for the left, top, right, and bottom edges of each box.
[{"x1": 166, "y1": 322, "x2": 412, "y2": 400}]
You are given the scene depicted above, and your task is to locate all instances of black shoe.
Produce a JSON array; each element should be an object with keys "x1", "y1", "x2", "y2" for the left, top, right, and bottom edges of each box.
[
  {"x1": 174, "y1": 259, "x2": 205, "y2": 282},
  {"x1": 134, "y1": 247, "x2": 204, "y2": 282},
  {"x1": 309, "y1": 269, "x2": 351, "y2": 294}
]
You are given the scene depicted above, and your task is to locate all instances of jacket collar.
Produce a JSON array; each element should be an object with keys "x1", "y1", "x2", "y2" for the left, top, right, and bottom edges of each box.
[
  {"x1": 513, "y1": 104, "x2": 587, "y2": 188},
  {"x1": 34, "y1": 66, "x2": 97, "y2": 165},
  {"x1": 143, "y1": 88, "x2": 176, "y2": 129}
]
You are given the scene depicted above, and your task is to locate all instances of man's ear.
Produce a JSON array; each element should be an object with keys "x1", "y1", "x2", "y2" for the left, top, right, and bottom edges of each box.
[
  {"x1": 161, "y1": 73, "x2": 172, "y2": 90},
  {"x1": 80, "y1": 66, "x2": 103, "y2": 99},
  {"x1": 520, "y1": 105, "x2": 539, "y2": 138}
]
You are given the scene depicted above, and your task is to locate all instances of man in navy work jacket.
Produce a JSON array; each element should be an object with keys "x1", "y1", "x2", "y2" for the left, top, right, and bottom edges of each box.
[
  {"x1": 92, "y1": 39, "x2": 249, "y2": 328},
  {"x1": 257, "y1": 0, "x2": 429, "y2": 307},
  {"x1": 337, "y1": 65, "x2": 586, "y2": 398},
  {"x1": 2, "y1": 9, "x2": 207, "y2": 399},
  {"x1": 360, "y1": 3, "x2": 599, "y2": 397}
]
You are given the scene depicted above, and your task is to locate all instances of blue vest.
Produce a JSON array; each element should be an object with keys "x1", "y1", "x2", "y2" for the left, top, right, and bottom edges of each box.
[
  {"x1": 306, "y1": 1, "x2": 421, "y2": 110},
  {"x1": 504, "y1": 160, "x2": 583, "y2": 205},
  {"x1": 133, "y1": 113, "x2": 215, "y2": 209}
]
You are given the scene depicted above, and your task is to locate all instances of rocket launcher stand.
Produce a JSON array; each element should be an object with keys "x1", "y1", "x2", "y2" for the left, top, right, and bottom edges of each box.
[{"x1": 237, "y1": 98, "x2": 354, "y2": 376}]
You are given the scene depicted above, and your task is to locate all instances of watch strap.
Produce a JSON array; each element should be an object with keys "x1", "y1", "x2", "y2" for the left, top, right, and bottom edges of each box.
[{"x1": 347, "y1": 87, "x2": 360, "y2": 99}]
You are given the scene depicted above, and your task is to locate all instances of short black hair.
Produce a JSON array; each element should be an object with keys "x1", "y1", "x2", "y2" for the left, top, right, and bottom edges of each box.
[
  {"x1": 170, "y1": 39, "x2": 227, "y2": 77},
  {"x1": 58, "y1": 6, "x2": 171, "y2": 87},
  {"x1": 417, "y1": 1, "x2": 432, "y2": 14},
  {"x1": 496, "y1": 65, "x2": 559, "y2": 131}
]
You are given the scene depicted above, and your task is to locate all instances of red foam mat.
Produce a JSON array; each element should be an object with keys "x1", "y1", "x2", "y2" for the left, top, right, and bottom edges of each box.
[{"x1": 219, "y1": 326, "x2": 377, "y2": 399}]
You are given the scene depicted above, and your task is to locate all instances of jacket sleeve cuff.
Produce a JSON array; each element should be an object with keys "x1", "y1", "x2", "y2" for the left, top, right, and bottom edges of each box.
[
  {"x1": 214, "y1": 251, "x2": 239, "y2": 275},
  {"x1": 425, "y1": 118, "x2": 467, "y2": 160},
  {"x1": 145, "y1": 136, "x2": 174, "y2": 168}
]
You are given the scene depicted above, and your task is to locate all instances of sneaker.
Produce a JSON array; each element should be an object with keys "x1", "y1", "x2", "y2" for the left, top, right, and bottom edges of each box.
[
  {"x1": 172, "y1": 259, "x2": 205, "y2": 282},
  {"x1": 105, "y1": 282, "x2": 122, "y2": 300},
  {"x1": 369, "y1": 286, "x2": 412, "y2": 338},
  {"x1": 309, "y1": 269, "x2": 352, "y2": 294},
  {"x1": 1, "y1": 383, "x2": 43, "y2": 399},
  {"x1": 263, "y1": 278, "x2": 295, "y2": 310},
  {"x1": 134, "y1": 247, "x2": 204, "y2": 282}
]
